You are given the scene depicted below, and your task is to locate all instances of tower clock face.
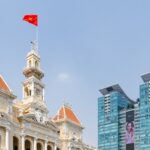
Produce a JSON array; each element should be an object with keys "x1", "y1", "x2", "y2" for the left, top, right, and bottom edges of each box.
[{"x1": 35, "y1": 109, "x2": 44, "y2": 123}]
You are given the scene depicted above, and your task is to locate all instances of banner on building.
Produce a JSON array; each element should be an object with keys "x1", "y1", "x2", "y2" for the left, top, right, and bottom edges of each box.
[{"x1": 126, "y1": 110, "x2": 134, "y2": 150}]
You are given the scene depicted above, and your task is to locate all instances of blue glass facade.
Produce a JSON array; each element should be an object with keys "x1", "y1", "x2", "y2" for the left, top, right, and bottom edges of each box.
[
  {"x1": 98, "y1": 93, "x2": 118, "y2": 150},
  {"x1": 98, "y1": 73, "x2": 150, "y2": 150},
  {"x1": 139, "y1": 83, "x2": 150, "y2": 149},
  {"x1": 98, "y1": 85, "x2": 135, "y2": 150}
]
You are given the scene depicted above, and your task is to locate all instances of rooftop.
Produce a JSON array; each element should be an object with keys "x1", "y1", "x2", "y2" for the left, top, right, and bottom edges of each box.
[
  {"x1": 53, "y1": 104, "x2": 82, "y2": 126},
  {"x1": 0, "y1": 75, "x2": 11, "y2": 94},
  {"x1": 99, "y1": 84, "x2": 134, "y2": 103},
  {"x1": 141, "y1": 73, "x2": 150, "y2": 83}
]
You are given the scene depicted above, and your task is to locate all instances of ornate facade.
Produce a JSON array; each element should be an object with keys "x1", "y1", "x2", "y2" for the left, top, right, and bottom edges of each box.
[{"x1": 0, "y1": 45, "x2": 96, "y2": 150}]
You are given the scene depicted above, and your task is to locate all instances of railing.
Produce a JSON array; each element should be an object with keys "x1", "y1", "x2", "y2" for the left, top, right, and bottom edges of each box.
[{"x1": 23, "y1": 66, "x2": 44, "y2": 74}]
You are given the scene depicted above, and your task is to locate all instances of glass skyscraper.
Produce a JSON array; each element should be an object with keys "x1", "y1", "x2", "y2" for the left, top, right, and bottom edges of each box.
[
  {"x1": 98, "y1": 73, "x2": 150, "y2": 150},
  {"x1": 139, "y1": 73, "x2": 150, "y2": 149}
]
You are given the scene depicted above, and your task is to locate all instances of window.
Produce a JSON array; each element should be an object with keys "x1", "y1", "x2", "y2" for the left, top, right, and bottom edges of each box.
[
  {"x1": 35, "y1": 61, "x2": 38, "y2": 68},
  {"x1": 24, "y1": 87, "x2": 31, "y2": 97}
]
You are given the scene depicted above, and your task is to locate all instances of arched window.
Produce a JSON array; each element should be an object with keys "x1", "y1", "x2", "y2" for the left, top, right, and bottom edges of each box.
[
  {"x1": 37, "y1": 143, "x2": 42, "y2": 150},
  {"x1": 47, "y1": 145, "x2": 52, "y2": 150},
  {"x1": 13, "y1": 136, "x2": 19, "y2": 150},
  {"x1": 35, "y1": 61, "x2": 38, "y2": 68},
  {"x1": 25, "y1": 140, "x2": 31, "y2": 150},
  {"x1": 24, "y1": 87, "x2": 31, "y2": 97},
  {"x1": 24, "y1": 87, "x2": 29, "y2": 97}
]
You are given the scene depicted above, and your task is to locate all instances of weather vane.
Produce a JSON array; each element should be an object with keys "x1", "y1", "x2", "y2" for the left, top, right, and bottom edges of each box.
[{"x1": 30, "y1": 41, "x2": 37, "y2": 51}]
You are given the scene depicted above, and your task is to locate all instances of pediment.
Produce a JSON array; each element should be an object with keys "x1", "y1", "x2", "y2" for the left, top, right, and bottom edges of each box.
[{"x1": 19, "y1": 114, "x2": 59, "y2": 132}]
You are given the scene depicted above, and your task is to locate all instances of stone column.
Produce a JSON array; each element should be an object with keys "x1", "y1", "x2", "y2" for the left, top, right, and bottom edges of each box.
[
  {"x1": 54, "y1": 143, "x2": 57, "y2": 150},
  {"x1": 5, "y1": 128, "x2": 9, "y2": 150},
  {"x1": 34, "y1": 138, "x2": 37, "y2": 150},
  {"x1": 31, "y1": 81, "x2": 34, "y2": 96},
  {"x1": 44, "y1": 141, "x2": 47, "y2": 150},
  {"x1": 21, "y1": 135, "x2": 25, "y2": 150},
  {"x1": 68, "y1": 146, "x2": 71, "y2": 150}
]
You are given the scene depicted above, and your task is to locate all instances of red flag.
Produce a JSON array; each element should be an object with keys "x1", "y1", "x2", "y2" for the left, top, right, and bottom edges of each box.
[{"x1": 23, "y1": 15, "x2": 38, "y2": 26}]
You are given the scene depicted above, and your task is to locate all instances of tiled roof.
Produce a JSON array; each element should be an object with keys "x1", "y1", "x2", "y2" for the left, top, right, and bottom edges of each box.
[
  {"x1": 53, "y1": 104, "x2": 81, "y2": 126},
  {"x1": 0, "y1": 75, "x2": 11, "y2": 93}
]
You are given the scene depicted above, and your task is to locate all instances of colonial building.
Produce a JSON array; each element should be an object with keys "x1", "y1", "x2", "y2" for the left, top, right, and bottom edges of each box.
[{"x1": 0, "y1": 44, "x2": 96, "y2": 150}]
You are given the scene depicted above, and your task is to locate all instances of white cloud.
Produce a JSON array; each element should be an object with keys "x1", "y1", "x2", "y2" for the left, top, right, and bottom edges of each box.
[{"x1": 57, "y1": 72, "x2": 70, "y2": 82}]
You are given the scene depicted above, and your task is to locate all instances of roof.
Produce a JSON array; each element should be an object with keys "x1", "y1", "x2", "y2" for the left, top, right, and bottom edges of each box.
[
  {"x1": 0, "y1": 75, "x2": 11, "y2": 93},
  {"x1": 53, "y1": 104, "x2": 81, "y2": 126},
  {"x1": 141, "y1": 73, "x2": 150, "y2": 82},
  {"x1": 99, "y1": 84, "x2": 134, "y2": 103},
  {"x1": 27, "y1": 49, "x2": 40, "y2": 58}
]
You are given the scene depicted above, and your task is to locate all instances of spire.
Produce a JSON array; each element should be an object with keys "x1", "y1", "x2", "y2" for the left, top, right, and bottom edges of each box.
[{"x1": 23, "y1": 41, "x2": 44, "y2": 80}]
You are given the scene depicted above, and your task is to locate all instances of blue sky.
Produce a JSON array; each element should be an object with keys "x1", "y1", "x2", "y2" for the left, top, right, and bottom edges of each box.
[{"x1": 1, "y1": 0, "x2": 150, "y2": 146}]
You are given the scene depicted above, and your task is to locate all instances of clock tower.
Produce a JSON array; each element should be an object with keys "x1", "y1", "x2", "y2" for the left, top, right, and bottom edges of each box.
[{"x1": 21, "y1": 42, "x2": 48, "y2": 123}]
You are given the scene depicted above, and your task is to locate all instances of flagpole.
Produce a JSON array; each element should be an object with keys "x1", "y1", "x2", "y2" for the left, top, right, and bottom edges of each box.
[
  {"x1": 36, "y1": 26, "x2": 39, "y2": 52},
  {"x1": 23, "y1": 14, "x2": 38, "y2": 51}
]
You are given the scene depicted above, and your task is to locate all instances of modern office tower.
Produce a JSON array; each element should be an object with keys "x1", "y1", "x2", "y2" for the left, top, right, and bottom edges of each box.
[
  {"x1": 98, "y1": 84, "x2": 135, "y2": 150},
  {"x1": 98, "y1": 73, "x2": 150, "y2": 150},
  {"x1": 140, "y1": 73, "x2": 150, "y2": 149}
]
